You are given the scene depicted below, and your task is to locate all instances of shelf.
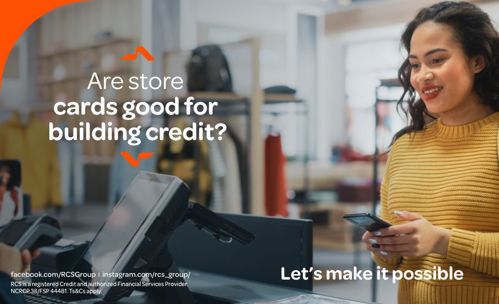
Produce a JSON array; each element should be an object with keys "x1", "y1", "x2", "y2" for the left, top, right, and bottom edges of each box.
[
  {"x1": 136, "y1": 93, "x2": 249, "y2": 108},
  {"x1": 379, "y1": 78, "x2": 401, "y2": 87},
  {"x1": 262, "y1": 95, "x2": 306, "y2": 116},
  {"x1": 264, "y1": 94, "x2": 302, "y2": 104},
  {"x1": 39, "y1": 76, "x2": 78, "y2": 85},
  {"x1": 39, "y1": 38, "x2": 133, "y2": 59},
  {"x1": 39, "y1": 67, "x2": 132, "y2": 85},
  {"x1": 188, "y1": 92, "x2": 247, "y2": 102}
]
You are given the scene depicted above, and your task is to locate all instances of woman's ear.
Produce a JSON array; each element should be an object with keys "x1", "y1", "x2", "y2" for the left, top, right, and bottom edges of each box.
[{"x1": 472, "y1": 55, "x2": 486, "y2": 73}]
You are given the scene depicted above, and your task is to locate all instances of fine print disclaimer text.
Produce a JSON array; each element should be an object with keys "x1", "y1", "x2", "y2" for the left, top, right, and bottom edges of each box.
[{"x1": 9, "y1": 271, "x2": 191, "y2": 296}]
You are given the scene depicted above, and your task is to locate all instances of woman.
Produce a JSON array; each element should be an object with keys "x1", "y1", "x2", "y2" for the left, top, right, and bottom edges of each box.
[
  {"x1": 362, "y1": 2, "x2": 499, "y2": 303},
  {"x1": 0, "y1": 164, "x2": 22, "y2": 227}
]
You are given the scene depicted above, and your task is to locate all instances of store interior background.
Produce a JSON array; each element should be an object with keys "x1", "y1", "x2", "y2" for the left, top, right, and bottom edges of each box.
[{"x1": 2, "y1": 0, "x2": 499, "y2": 303}]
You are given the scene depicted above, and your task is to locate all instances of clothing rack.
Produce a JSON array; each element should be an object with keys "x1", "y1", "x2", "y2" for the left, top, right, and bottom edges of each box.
[
  {"x1": 185, "y1": 94, "x2": 250, "y2": 212},
  {"x1": 261, "y1": 97, "x2": 311, "y2": 203},
  {"x1": 143, "y1": 93, "x2": 252, "y2": 212},
  {"x1": 163, "y1": 38, "x2": 264, "y2": 215}
]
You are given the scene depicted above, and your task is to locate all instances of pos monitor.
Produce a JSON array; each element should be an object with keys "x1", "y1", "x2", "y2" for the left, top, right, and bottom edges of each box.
[{"x1": 75, "y1": 171, "x2": 190, "y2": 302}]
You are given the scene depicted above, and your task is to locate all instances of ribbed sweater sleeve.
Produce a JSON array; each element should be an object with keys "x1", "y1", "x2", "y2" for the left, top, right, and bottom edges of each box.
[{"x1": 447, "y1": 229, "x2": 499, "y2": 278}]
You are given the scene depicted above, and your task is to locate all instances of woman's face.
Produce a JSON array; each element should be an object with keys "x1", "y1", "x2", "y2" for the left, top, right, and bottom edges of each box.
[
  {"x1": 0, "y1": 167, "x2": 10, "y2": 186},
  {"x1": 409, "y1": 21, "x2": 484, "y2": 119}
]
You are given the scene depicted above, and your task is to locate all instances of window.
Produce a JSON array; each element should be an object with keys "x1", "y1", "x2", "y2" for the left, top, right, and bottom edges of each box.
[{"x1": 344, "y1": 39, "x2": 405, "y2": 153}]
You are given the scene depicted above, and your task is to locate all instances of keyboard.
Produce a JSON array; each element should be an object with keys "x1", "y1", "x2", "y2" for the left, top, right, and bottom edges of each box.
[{"x1": 24, "y1": 294, "x2": 75, "y2": 304}]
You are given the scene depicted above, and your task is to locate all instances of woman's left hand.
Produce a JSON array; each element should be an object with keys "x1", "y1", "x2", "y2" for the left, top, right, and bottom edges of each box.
[{"x1": 368, "y1": 211, "x2": 451, "y2": 258}]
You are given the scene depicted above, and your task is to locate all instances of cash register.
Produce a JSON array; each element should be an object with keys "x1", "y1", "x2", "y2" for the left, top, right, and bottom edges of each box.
[{"x1": 24, "y1": 172, "x2": 254, "y2": 304}]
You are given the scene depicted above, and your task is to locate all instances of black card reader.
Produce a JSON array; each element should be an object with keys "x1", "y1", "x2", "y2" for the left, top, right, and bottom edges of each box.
[{"x1": 0, "y1": 214, "x2": 62, "y2": 250}]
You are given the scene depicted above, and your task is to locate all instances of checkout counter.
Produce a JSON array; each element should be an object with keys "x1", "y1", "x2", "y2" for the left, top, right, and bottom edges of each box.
[
  {"x1": 29, "y1": 214, "x2": 371, "y2": 304},
  {"x1": 24, "y1": 172, "x2": 372, "y2": 304}
]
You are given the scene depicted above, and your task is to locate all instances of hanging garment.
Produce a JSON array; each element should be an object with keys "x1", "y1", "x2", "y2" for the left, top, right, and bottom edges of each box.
[
  {"x1": 0, "y1": 113, "x2": 62, "y2": 210},
  {"x1": 208, "y1": 140, "x2": 226, "y2": 211},
  {"x1": 208, "y1": 136, "x2": 242, "y2": 213},
  {"x1": 264, "y1": 134, "x2": 288, "y2": 217},
  {"x1": 108, "y1": 129, "x2": 158, "y2": 206},
  {"x1": 156, "y1": 119, "x2": 212, "y2": 205},
  {"x1": 220, "y1": 136, "x2": 242, "y2": 213},
  {"x1": 227, "y1": 129, "x2": 248, "y2": 213},
  {"x1": 157, "y1": 139, "x2": 212, "y2": 205},
  {"x1": 0, "y1": 187, "x2": 23, "y2": 227},
  {"x1": 58, "y1": 124, "x2": 84, "y2": 206}
]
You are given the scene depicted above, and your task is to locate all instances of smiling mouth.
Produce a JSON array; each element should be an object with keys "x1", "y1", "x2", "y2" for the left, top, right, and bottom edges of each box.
[
  {"x1": 421, "y1": 87, "x2": 443, "y2": 100},
  {"x1": 423, "y1": 87, "x2": 442, "y2": 94}
]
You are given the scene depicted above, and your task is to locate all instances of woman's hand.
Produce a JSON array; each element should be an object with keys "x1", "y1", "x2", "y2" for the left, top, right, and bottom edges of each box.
[
  {"x1": 362, "y1": 211, "x2": 451, "y2": 258},
  {"x1": 20, "y1": 248, "x2": 40, "y2": 272},
  {"x1": 362, "y1": 230, "x2": 392, "y2": 259},
  {"x1": 0, "y1": 244, "x2": 22, "y2": 274},
  {"x1": 0, "y1": 243, "x2": 40, "y2": 274}
]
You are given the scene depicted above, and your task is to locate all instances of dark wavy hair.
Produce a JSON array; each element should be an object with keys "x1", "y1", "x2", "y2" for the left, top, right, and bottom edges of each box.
[{"x1": 393, "y1": 1, "x2": 499, "y2": 142}]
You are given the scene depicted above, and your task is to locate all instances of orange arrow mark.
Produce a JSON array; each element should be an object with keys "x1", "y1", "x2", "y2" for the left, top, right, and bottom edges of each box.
[
  {"x1": 121, "y1": 151, "x2": 154, "y2": 167},
  {"x1": 121, "y1": 45, "x2": 155, "y2": 61}
]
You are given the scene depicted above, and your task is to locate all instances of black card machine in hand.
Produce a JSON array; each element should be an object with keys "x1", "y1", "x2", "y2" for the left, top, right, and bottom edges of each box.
[{"x1": 0, "y1": 215, "x2": 62, "y2": 250}]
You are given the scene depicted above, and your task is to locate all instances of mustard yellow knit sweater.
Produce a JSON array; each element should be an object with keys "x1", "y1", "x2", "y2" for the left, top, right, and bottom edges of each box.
[{"x1": 374, "y1": 112, "x2": 499, "y2": 304}]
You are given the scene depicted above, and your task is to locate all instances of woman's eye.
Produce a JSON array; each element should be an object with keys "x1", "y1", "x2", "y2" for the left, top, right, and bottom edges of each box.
[
  {"x1": 410, "y1": 63, "x2": 420, "y2": 69},
  {"x1": 431, "y1": 58, "x2": 445, "y2": 64}
]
